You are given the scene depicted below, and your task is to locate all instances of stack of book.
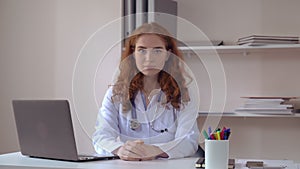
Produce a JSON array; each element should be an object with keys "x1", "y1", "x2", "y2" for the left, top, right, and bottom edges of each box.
[
  {"x1": 235, "y1": 96, "x2": 298, "y2": 115},
  {"x1": 237, "y1": 35, "x2": 299, "y2": 46}
]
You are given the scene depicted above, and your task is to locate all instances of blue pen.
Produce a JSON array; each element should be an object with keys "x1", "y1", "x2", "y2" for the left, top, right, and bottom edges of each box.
[
  {"x1": 224, "y1": 132, "x2": 227, "y2": 140},
  {"x1": 227, "y1": 131, "x2": 231, "y2": 140},
  {"x1": 224, "y1": 128, "x2": 231, "y2": 140},
  {"x1": 208, "y1": 126, "x2": 212, "y2": 136}
]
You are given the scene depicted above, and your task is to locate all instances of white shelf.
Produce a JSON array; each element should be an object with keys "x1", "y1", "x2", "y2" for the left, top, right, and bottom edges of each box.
[
  {"x1": 179, "y1": 44, "x2": 300, "y2": 55},
  {"x1": 198, "y1": 112, "x2": 300, "y2": 118}
]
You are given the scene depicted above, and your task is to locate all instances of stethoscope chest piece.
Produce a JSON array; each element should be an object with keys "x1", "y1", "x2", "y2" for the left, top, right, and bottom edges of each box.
[{"x1": 130, "y1": 118, "x2": 141, "y2": 130}]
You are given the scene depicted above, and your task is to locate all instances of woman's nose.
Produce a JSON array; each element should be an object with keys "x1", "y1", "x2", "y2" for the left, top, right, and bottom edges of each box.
[{"x1": 144, "y1": 50, "x2": 153, "y2": 61}]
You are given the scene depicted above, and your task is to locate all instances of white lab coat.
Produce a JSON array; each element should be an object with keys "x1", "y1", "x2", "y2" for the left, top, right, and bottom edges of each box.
[{"x1": 92, "y1": 84, "x2": 199, "y2": 159}]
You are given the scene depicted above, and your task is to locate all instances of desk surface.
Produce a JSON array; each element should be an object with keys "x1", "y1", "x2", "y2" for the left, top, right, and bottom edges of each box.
[{"x1": 0, "y1": 152, "x2": 298, "y2": 169}]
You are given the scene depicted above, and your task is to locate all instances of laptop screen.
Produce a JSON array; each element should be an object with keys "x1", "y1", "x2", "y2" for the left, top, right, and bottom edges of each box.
[{"x1": 12, "y1": 100, "x2": 117, "y2": 161}]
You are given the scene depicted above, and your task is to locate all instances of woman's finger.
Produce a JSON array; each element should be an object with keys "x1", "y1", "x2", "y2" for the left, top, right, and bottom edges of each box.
[
  {"x1": 124, "y1": 141, "x2": 146, "y2": 156},
  {"x1": 117, "y1": 145, "x2": 142, "y2": 159}
]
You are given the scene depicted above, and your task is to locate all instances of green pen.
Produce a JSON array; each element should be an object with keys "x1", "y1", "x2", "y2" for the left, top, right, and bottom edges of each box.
[{"x1": 203, "y1": 130, "x2": 210, "y2": 140}]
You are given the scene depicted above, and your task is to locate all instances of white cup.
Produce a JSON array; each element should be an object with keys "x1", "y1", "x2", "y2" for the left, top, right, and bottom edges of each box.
[{"x1": 205, "y1": 140, "x2": 229, "y2": 169}]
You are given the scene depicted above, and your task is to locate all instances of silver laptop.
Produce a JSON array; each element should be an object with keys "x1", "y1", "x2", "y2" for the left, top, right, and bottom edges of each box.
[{"x1": 12, "y1": 100, "x2": 118, "y2": 162}]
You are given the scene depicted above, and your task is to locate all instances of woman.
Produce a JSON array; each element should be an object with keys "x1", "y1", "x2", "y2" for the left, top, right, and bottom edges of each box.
[{"x1": 93, "y1": 22, "x2": 199, "y2": 161}]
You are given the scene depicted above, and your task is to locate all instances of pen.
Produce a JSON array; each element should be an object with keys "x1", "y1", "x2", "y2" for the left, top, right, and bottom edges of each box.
[
  {"x1": 216, "y1": 131, "x2": 221, "y2": 140},
  {"x1": 213, "y1": 133, "x2": 218, "y2": 140},
  {"x1": 202, "y1": 130, "x2": 209, "y2": 140},
  {"x1": 208, "y1": 126, "x2": 212, "y2": 136},
  {"x1": 226, "y1": 131, "x2": 231, "y2": 140},
  {"x1": 226, "y1": 128, "x2": 231, "y2": 140},
  {"x1": 210, "y1": 133, "x2": 215, "y2": 140},
  {"x1": 220, "y1": 128, "x2": 225, "y2": 140}
]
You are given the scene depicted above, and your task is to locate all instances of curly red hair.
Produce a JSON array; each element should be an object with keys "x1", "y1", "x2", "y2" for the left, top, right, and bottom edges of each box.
[{"x1": 112, "y1": 22, "x2": 190, "y2": 112}]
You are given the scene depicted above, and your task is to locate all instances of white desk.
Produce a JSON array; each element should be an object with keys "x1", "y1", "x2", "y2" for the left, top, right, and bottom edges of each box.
[{"x1": 0, "y1": 152, "x2": 298, "y2": 169}]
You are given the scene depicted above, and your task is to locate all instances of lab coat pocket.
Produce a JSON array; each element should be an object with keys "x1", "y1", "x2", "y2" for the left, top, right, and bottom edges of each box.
[{"x1": 153, "y1": 116, "x2": 177, "y2": 134}]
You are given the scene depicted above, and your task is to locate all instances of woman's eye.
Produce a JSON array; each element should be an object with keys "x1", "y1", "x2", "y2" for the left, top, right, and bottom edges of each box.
[
  {"x1": 153, "y1": 49, "x2": 163, "y2": 54},
  {"x1": 136, "y1": 48, "x2": 165, "y2": 56},
  {"x1": 137, "y1": 49, "x2": 147, "y2": 55}
]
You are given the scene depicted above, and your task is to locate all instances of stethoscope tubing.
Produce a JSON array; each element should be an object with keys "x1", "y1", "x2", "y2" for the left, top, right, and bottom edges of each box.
[{"x1": 129, "y1": 91, "x2": 177, "y2": 132}]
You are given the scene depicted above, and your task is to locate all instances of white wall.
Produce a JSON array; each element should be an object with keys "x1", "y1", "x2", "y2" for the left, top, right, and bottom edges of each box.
[
  {"x1": 53, "y1": 0, "x2": 121, "y2": 155},
  {"x1": 0, "y1": 0, "x2": 121, "y2": 154},
  {"x1": 177, "y1": 0, "x2": 300, "y2": 44},
  {"x1": 0, "y1": 0, "x2": 56, "y2": 154}
]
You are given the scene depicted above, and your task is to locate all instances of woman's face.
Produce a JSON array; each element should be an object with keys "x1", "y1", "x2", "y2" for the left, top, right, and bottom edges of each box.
[{"x1": 134, "y1": 34, "x2": 169, "y2": 77}]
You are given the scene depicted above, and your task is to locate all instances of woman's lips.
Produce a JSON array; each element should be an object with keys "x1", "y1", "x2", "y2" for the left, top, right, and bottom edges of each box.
[{"x1": 143, "y1": 66, "x2": 158, "y2": 70}]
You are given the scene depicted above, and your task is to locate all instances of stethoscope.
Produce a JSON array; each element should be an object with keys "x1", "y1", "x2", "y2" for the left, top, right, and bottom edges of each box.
[{"x1": 129, "y1": 91, "x2": 177, "y2": 133}]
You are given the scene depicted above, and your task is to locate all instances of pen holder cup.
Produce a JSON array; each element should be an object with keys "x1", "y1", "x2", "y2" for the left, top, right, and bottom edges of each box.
[{"x1": 205, "y1": 140, "x2": 229, "y2": 169}]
